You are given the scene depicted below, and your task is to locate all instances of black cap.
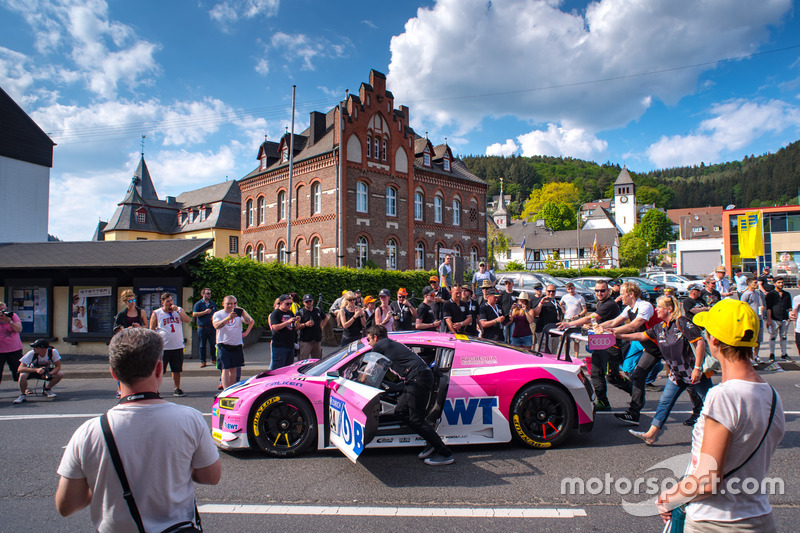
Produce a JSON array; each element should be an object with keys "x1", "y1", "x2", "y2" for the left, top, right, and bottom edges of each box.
[
  {"x1": 379, "y1": 288, "x2": 390, "y2": 297},
  {"x1": 302, "y1": 294, "x2": 313, "y2": 302},
  {"x1": 278, "y1": 294, "x2": 293, "y2": 302},
  {"x1": 422, "y1": 286, "x2": 435, "y2": 296},
  {"x1": 487, "y1": 288, "x2": 500, "y2": 296},
  {"x1": 355, "y1": 289, "x2": 362, "y2": 293},
  {"x1": 30, "y1": 339, "x2": 49, "y2": 349},
  {"x1": 533, "y1": 284, "x2": 543, "y2": 290}
]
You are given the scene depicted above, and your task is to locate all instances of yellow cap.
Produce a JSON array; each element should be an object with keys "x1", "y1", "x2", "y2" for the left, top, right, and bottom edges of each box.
[{"x1": 692, "y1": 299, "x2": 759, "y2": 348}]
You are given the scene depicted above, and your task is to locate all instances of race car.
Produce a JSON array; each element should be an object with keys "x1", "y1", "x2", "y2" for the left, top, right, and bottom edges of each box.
[{"x1": 211, "y1": 331, "x2": 594, "y2": 462}]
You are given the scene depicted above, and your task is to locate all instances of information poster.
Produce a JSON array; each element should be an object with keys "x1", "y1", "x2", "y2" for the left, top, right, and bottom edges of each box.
[
  {"x1": 137, "y1": 286, "x2": 178, "y2": 320},
  {"x1": 71, "y1": 286, "x2": 114, "y2": 334},
  {"x1": 11, "y1": 287, "x2": 48, "y2": 335}
]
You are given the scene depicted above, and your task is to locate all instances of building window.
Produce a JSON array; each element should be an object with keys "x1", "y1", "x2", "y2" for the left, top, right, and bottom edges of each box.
[
  {"x1": 415, "y1": 242, "x2": 425, "y2": 269},
  {"x1": 436, "y1": 243, "x2": 444, "y2": 263},
  {"x1": 136, "y1": 210, "x2": 146, "y2": 224},
  {"x1": 469, "y1": 204, "x2": 478, "y2": 224},
  {"x1": 356, "y1": 181, "x2": 368, "y2": 213},
  {"x1": 277, "y1": 191, "x2": 286, "y2": 221},
  {"x1": 277, "y1": 241, "x2": 286, "y2": 263},
  {"x1": 453, "y1": 198, "x2": 461, "y2": 225},
  {"x1": 374, "y1": 138, "x2": 380, "y2": 160},
  {"x1": 311, "y1": 183, "x2": 321, "y2": 214},
  {"x1": 356, "y1": 237, "x2": 368, "y2": 268},
  {"x1": 713, "y1": 225, "x2": 721, "y2": 232},
  {"x1": 366, "y1": 135, "x2": 372, "y2": 158},
  {"x1": 423, "y1": 148, "x2": 431, "y2": 167},
  {"x1": 257, "y1": 197, "x2": 265, "y2": 225},
  {"x1": 245, "y1": 245, "x2": 253, "y2": 260},
  {"x1": 246, "y1": 199, "x2": 253, "y2": 228},
  {"x1": 386, "y1": 186, "x2": 397, "y2": 217},
  {"x1": 443, "y1": 157, "x2": 451, "y2": 172},
  {"x1": 414, "y1": 192, "x2": 424, "y2": 221},
  {"x1": 434, "y1": 195, "x2": 443, "y2": 223},
  {"x1": 692, "y1": 226, "x2": 704, "y2": 233},
  {"x1": 199, "y1": 206, "x2": 207, "y2": 222},
  {"x1": 281, "y1": 145, "x2": 289, "y2": 163},
  {"x1": 257, "y1": 244, "x2": 265, "y2": 263},
  {"x1": 386, "y1": 239, "x2": 398, "y2": 270},
  {"x1": 310, "y1": 237, "x2": 321, "y2": 267},
  {"x1": 454, "y1": 245, "x2": 462, "y2": 257},
  {"x1": 261, "y1": 155, "x2": 267, "y2": 170},
  {"x1": 381, "y1": 140, "x2": 387, "y2": 161},
  {"x1": 229, "y1": 236, "x2": 239, "y2": 254},
  {"x1": 470, "y1": 246, "x2": 478, "y2": 267}
]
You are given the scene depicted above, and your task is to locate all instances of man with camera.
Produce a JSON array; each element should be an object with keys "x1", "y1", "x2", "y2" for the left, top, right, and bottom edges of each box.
[
  {"x1": 14, "y1": 339, "x2": 63, "y2": 403},
  {"x1": 213, "y1": 295, "x2": 254, "y2": 389},
  {"x1": 269, "y1": 294, "x2": 300, "y2": 370},
  {"x1": 149, "y1": 293, "x2": 191, "y2": 397},
  {"x1": 55, "y1": 328, "x2": 221, "y2": 531}
]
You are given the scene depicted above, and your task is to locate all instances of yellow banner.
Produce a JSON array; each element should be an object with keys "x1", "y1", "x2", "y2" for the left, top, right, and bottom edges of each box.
[{"x1": 737, "y1": 211, "x2": 764, "y2": 258}]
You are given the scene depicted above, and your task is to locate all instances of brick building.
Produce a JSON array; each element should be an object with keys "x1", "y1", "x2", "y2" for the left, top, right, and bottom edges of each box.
[{"x1": 239, "y1": 69, "x2": 488, "y2": 270}]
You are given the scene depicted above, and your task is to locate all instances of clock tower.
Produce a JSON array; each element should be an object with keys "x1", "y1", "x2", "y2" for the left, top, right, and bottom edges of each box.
[{"x1": 613, "y1": 167, "x2": 636, "y2": 234}]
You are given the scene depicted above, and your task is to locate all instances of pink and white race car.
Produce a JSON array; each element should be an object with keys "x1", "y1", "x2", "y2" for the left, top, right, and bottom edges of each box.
[{"x1": 211, "y1": 331, "x2": 594, "y2": 462}]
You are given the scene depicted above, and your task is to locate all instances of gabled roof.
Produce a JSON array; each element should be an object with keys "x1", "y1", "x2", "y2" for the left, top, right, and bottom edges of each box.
[
  {"x1": 0, "y1": 87, "x2": 55, "y2": 167},
  {"x1": 614, "y1": 167, "x2": 634, "y2": 186},
  {"x1": 0, "y1": 239, "x2": 213, "y2": 269},
  {"x1": 501, "y1": 220, "x2": 619, "y2": 250}
]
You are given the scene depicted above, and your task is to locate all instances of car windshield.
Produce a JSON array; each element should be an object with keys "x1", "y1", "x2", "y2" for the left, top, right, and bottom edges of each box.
[
  {"x1": 536, "y1": 273, "x2": 566, "y2": 287},
  {"x1": 301, "y1": 341, "x2": 365, "y2": 376}
]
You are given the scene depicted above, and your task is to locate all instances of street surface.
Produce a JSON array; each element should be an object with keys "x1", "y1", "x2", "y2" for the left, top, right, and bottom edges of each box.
[{"x1": 1, "y1": 353, "x2": 798, "y2": 532}]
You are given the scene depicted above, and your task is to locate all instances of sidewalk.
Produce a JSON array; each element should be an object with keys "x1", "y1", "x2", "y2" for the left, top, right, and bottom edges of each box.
[{"x1": 54, "y1": 341, "x2": 344, "y2": 380}]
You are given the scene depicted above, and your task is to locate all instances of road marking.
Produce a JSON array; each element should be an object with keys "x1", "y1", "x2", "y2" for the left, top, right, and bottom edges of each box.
[{"x1": 198, "y1": 504, "x2": 587, "y2": 518}]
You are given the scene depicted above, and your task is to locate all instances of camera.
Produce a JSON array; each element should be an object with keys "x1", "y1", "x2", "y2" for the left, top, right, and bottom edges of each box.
[
  {"x1": 234, "y1": 307, "x2": 243, "y2": 317},
  {"x1": 2, "y1": 310, "x2": 13, "y2": 319}
]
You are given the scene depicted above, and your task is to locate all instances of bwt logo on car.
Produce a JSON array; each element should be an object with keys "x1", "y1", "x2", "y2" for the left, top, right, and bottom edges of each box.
[{"x1": 442, "y1": 397, "x2": 498, "y2": 425}]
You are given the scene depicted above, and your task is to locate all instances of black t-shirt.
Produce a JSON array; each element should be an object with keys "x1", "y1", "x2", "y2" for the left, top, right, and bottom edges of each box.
[
  {"x1": 390, "y1": 301, "x2": 415, "y2": 331},
  {"x1": 270, "y1": 308, "x2": 297, "y2": 347},
  {"x1": 442, "y1": 299, "x2": 467, "y2": 327},
  {"x1": 479, "y1": 302, "x2": 504, "y2": 341},
  {"x1": 340, "y1": 308, "x2": 364, "y2": 340},
  {"x1": 758, "y1": 274, "x2": 774, "y2": 293},
  {"x1": 371, "y1": 337, "x2": 430, "y2": 383},
  {"x1": 462, "y1": 298, "x2": 480, "y2": 335},
  {"x1": 766, "y1": 290, "x2": 792, "y2": 320},
  {"x1": 297, "y1": 307, "x2": 324, "y2": 342},
  {"x1": 535, "y1": 300, "x2": 561, "y2": 332},
  {"x1": 594, "y1": 297, "x2": 620, "y2": 323},
  {"x1": 645, "y1": 317, "x2": 701, "y2": 385},
  {"x1": 431, "y1": 287, "x2": 451, "y2": 320},
  {"x1": 498, "y1": 290, "x2": 517, "y2": 316},
  {"x1": 683, "y1": 296, "x2": 705, "y2": 317},
  {"x1": 416, "y1": 302, "x2": 436, "y2": 328},
  {"x1": 700, "y1": 289, "x2": 721, "y2": 308}
]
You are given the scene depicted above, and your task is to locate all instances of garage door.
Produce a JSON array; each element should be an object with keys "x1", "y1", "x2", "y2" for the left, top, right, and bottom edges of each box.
[{"x1": 680, "y1": 250, "x2": 721, "y2": 275}]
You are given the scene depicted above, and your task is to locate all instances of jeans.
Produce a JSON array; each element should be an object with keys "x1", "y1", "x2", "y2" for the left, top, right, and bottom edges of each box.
[
  {"x1": 510, "y1": 335, "x2": 533, "y2": 347},
  {"x1": 768, "y1": 319, "x2": 789, "y2": 355},
  {"x1": 628, "y1": 349, "x2": 662, "y2": 415},
  {"x1": 270, "y1": 345, "x2": 295, "y2": 370},
  {"x1": 645, "y1": 360, "x2": 663, "y2": 384},
  {"x1": 652, "y1": 375, "x2": 713, "y2": 429},
  {"x1": 503, "y1": 323, "x2": 513, "y2": 344},
  {"x1": 197, "y1": 326, "x2": 216, "y2": 364}
]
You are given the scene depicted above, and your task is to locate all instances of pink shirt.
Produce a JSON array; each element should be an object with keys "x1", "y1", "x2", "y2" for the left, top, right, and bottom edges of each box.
[{"x1": 0, "y1": 314, "x2": 24, "y2": 353}]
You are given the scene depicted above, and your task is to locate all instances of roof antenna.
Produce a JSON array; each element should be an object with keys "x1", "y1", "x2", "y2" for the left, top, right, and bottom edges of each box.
[{"x1": 140, "y1": 134, "x2": 146, "y2": 157}]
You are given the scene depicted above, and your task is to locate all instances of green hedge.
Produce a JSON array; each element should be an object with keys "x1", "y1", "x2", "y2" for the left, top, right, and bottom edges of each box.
[
  {"x1": 189, "y1": 256, "x2": 437, "y2": 326},
  {"x1": 539, "y1": 267, "x2": 640, "y2": 278}
]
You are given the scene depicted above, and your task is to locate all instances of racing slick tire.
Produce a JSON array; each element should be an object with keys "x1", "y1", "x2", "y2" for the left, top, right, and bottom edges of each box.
[
  {"x1": 509, "y1": 383, "x2": 575, "y2": 448},
  {"x1": 249, "y1": 392, "x2": 317, "y2": 457}
]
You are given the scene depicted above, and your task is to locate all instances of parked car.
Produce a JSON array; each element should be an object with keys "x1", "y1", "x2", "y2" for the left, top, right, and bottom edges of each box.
[
  {"x1": 644, "y1": 272, "x2": 693, "y2": 297},
  {"x1": 211, "y1": 331, "x2": 595, "y2": 461},
  {"x1": 612, "y1": 276, "x2": 665, "y2": 303},
  {"x1": 496, "y1": 272, "x2": 597, "y2": 310}
]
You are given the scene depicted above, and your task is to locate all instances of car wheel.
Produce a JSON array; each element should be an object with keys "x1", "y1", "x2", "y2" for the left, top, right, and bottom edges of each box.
[
  {"x1": 509, "y1": 383, "x2": 575, "y2": 448},
  {"x1": 249, "y1": 392, "x2": 317, "y2": 457}
]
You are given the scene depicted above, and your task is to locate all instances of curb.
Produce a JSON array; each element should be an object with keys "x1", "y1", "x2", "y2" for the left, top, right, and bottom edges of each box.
[{"x1": 67, "y1": 364, "x2": 273, "y2": 380}]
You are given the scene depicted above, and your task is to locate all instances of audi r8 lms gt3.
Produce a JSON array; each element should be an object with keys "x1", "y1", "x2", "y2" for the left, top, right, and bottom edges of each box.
[{"x1": 211, "y1": 332, "x2": 594, "y2": 462}]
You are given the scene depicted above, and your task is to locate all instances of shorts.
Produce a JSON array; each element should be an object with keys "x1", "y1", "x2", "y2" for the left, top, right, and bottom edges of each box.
[
  {"x1": 162, "y1": 348, "x2": 184, "y2": 373},
  {"x1": 510, "y1": 335, "x2": 533, "y2": 347},
  {"x1": 298, "y1": 341, "x2": 322, "y2": 359},
  {"x1": 217, "y1": 343, "x2": 244, "y2": 369},
  {"x1": 0, "y1": 349, "x2": 23, "y2": 382}
]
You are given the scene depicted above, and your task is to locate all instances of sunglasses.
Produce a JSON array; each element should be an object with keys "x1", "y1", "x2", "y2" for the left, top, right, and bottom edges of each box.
[
  {"x1": 398, "y1": 296, "x2": 406, "y2": 299},
  {"x1": 594, "y1": 289, "x2": 607, "y2": 293},
  {"x1": 127, "y1": 299, "x2": 136, "y2": 303},
  {"x1": 546, "y1": 290, "x2": 556, "y2": 294}
]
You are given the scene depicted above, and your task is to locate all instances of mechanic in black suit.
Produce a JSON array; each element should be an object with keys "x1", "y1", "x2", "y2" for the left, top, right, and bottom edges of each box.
[{"x1": 365, "y1": 324, "x2": 454, "y2": 466}]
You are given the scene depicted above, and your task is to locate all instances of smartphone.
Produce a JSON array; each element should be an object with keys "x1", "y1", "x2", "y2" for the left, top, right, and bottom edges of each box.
[{"x1": 234, "y1": 307, "x2": 243, "y2": 317}]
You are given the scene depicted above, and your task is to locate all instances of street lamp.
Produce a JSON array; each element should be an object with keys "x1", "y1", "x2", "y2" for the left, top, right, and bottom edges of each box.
[{"x1": 577, "y1": 203, "x2": 587, "y2": 275}]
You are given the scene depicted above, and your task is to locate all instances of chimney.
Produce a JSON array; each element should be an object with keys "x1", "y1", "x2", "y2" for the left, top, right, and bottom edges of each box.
[{"x1": 308, "y1": 111, "x2": 326, "y2": 144}]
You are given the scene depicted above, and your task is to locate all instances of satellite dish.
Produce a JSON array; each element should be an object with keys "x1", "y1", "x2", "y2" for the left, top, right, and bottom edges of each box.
[{"x1": 725, "y1": 204, "x2": 735, "y2": 210}]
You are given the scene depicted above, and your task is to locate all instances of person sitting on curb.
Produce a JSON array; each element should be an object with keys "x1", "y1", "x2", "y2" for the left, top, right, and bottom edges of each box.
[{"x1": 15, "y1": 339, "x2": 63, "y2": 403}]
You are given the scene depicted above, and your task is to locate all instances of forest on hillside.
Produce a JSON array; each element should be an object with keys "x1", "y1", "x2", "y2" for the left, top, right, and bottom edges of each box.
[{"x1": 462, "y1": 139, "x2": 800, "y2": 216}]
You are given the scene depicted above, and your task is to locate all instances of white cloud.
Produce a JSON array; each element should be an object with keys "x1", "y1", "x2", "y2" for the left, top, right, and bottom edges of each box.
[
  {"x1": 486, "y1": 139, "x2": 519, "y2": 157},
  {"x1": 209, "y1": 0, "x2": 280, "y2": 30},
  {"x1": 388, "y1": 0, "x2": 793, "y2": 135},
  {"x1": 255, "y1": 58, "x2": 269, "y2": 76},
  {"x1": 2, "y1": 0, "x2": 160, "y2": 99},
  {"x1": 516, "y1": 124, "x2": 608, "y2": 159},
  {"x1": 148, "y1": 147, "x2": 238, "y2": 190},
  {"x1": 269, "y1": 32, "x2": 350, "y2": 71},
  {"x1": 646, "y1": 99, "x2": 800, "y2": 167}
]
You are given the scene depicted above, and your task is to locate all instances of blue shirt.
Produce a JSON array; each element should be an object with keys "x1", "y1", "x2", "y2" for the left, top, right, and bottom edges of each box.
[{"x1": 193, "y1": 299, "x2": 217, "y2": 327}]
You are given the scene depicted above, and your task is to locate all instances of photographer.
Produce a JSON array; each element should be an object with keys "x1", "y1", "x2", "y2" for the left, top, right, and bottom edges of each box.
[
  {"x1": 15, "y1": 339, "x2": 63, "y2": 403},
  {"x1": 0, "y1": 302, "x2": 24, "y2": 392},
  {"x1": 390, "y1": 288, "x2": 417, "y2": 331},
  {"x1": 270, "y1": 294, "x2": 301, "y2": 369}
]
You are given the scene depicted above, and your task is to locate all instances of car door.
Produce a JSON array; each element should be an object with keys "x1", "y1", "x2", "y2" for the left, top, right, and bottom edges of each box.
[{"x1": 325, "y1": 352, "x2": 389, "y2": 463}]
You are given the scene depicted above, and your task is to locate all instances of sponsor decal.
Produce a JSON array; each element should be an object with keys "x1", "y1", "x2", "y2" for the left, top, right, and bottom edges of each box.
[
  {"x1": 211, "y1": 430, "x2": 222, "y2": 442},
  {"x1": 587, "y1": 333, "x2": 615, "y2": 350},
  {"x1": 442, "y1": 397, "x2": 499, "y2": 426},
  {"x1": 399, "y1": 437, "x2": 411, "y2": 443},
  {"x1": 211, "y1": 407, "x2": 218, "y2": 417},
  {"x1": 459, "y1": 355, "x2": 497, "y2": 366},
  {"x1": 512, "y1": 414, "x2": 552, "y2": 448},
  {"x1": 329, "y1": 397, "x2": 365, "y2": 456},
  {"x1": 270, "y1": 380, "x2": 304, "y2": 387},
  {"x1": 252, "y1": 396, "x2": 281, "y2": 437},
  {"x1": 223, "y1": 422, "x2": 238, "y2": 431},
  {"x1": 376, "y1": 437, "x2": 394, "y2": 443}
]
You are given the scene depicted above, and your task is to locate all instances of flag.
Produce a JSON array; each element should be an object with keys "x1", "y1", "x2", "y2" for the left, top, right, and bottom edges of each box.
[
  {"x1": 520, "y1": 236, "x2": 526, "y2": 249},
  {"x1": 591, "y1": 234, "x2": 597, "y2": 251},
  {"x1": 737, "y1": 211, "x2": 764, "y2": 258}
]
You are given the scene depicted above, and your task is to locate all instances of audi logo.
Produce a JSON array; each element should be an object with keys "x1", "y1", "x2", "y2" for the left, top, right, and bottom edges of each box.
[{"x1": 588, "y1": 334, "x2": 615, "y2": 350}]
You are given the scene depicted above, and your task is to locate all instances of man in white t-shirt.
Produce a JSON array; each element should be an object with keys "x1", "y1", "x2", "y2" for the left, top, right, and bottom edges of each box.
[
  {"x1": 14, "y1": 339, "x2": 63, "y2": 403},
  {"x1": 471, "y1": 262, "x2": 496, "y2": 292},
  {"x1": 55, "y1": 328, "x2": 221, "y2": 531},
  {"x1": 149, "y1": 293, "x2": 191, "y2": 397},
  {"x1": 438, "y1": 253, "x2": 453, "y2": 289},
  {"x1": 212, "y1": 295, "x2": 254, "y2": 389}
]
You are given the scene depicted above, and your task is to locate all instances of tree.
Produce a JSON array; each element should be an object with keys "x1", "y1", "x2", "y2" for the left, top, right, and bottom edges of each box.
[
  {"x1": 487, "y1": 224, "x2": 511, "y2": 270},
  {"x1": 520, "y1": 182, "x2": 580, "y2": 220},
  {"x1": 619, "y1": 233, "x2": 649, "y2": 268},
  {"x1": 536, "y1": 201, "x2": 576, "y2": 231},
  {"x1": 634, "y1": 209, "x2": 674, "y2": 250}
]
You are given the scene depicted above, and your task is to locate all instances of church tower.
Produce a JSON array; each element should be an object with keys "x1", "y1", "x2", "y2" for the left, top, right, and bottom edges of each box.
[
  {"x1": 613, "y1": 167, "x2": 636, "y2": 234},
  {"x1": 493, "y1": 177, "x2": 508, "y2": 229}
]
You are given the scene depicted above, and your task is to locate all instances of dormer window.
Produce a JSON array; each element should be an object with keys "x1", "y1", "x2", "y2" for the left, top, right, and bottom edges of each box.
[
  {"x1": 187, "y1": 208, "x2": 195, "y2": 223},
  {"x1": 423, "y1": 147, "x2": 431, "y2": 167},
  {"x1": 176, "y1": 211, "x2": 183, "y2": 225},
  {"x1": 200, "y1": 205, "x2": 207, "y2": 222},
  {"x1": 443, "y1": 156, "x2": 451, "y2": 172},
  {"x1": 261, "y1": 155, "x2": 267, "y2": 170},
  {"x1": 281, "y1": 145, "x2": 289, "y2": 163},
  {"x1": 135, "y1": 208, "x2": 146, "y2": 224}
]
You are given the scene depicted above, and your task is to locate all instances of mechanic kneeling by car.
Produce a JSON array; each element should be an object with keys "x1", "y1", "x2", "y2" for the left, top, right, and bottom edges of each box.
[{"x1": 365, "y1": 325, "x2": 454, "y2": 466}]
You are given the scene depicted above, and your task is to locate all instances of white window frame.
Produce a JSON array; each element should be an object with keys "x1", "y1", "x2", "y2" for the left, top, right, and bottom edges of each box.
[
  {"x1": 386, "y1": 186, "x2": 397, "y2": 217},
  {"x1": 414, "y1": 192, "x2": 424, "y2": 221},
  {"x1": 311, "y1": 237, "x2": 321, "y2": 267},
  {"x1": 356, "y1": 182, "x2": 368, "y2": 213},
  {"x1": 453, "y1": 198, "x2": 461, "y2": 225},
  {"x1": 434, "y1": 195, "x2": 443, "y2": 223},
  {"x1": 257, "y1": 197, "x2": 265, "y2": 225},
  {"x1": 443, "y1": 157, "x2": 450, "y2": 171},
  {"x1": 386, "y1": 239, "x2": 397, "y2": 270},
  {"x1": 356, "y1": 237, "x2": 368, "y2": 268},
  {"x1": 278, "y1": 191, "x2": 286, "y2": 221},
  {"x1": 366, "y1": 135, "x2": 372, "y2": 158},
  {"x1": 277, "y1": 242, "x2": 286, "y2": 263},
  {"x1": 311, "y1": 183, "x2": 321, "y2": 214},
  {"x1": 415, "y1": 242, "x2": 425, "y2": 269},
  {"x1": 257, "y1": 244, "x2": 265, "y2": 263},
  {"x1": 381, "y1": 139, "x2": 387, "y2": 161},
  {"x1": 246, "y1": 200, "x2": 253, "y2": 228}
]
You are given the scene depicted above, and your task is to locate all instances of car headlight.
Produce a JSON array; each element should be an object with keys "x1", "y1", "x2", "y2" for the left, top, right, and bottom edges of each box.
[{"x1": 218, "y1": 397, "x2": 238, "y2": 410}]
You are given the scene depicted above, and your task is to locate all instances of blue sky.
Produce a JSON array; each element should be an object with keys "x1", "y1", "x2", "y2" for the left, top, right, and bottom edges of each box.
[{"x1": 1, "y1": 0, "x2": 799, "y2": 241}]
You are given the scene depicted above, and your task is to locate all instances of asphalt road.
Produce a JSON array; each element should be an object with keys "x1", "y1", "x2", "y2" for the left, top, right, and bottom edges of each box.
[{"x1": 1, "y1": 362, "x2": 798, "y2": 533}]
